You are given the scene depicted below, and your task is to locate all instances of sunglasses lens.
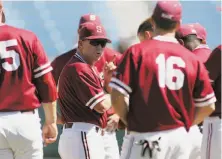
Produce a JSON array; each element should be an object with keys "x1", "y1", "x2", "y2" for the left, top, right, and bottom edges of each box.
[
  {"x1": 90, "y1": 40, "x2": 98, "y2": 46},
  {"x1": 90, "y1": 40, "x2": 107, "y2": 48}
]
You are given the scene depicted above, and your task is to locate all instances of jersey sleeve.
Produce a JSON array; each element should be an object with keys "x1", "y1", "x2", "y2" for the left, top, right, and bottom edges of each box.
[
  {"x1": 109, "y1": 47, "x2": 135, "y2": 96},
  {"x1": 32, "y1": 35, "x2": 57, "y2": 102},
  {"x1": 33, "y1": 73, "x2": 58, "y2": 103},
  {"x1": 32, "y1": 35, "x2": 53, "y2": 78},
  {"x1": 73, "y1": 67, "x2": 106, "y2": 109},
  {"x1": 193, "y1": 60, "x2": 216, "y2": 107}
]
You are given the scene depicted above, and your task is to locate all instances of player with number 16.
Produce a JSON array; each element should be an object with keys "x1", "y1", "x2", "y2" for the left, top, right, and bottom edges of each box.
[{"x1": 110, "y1": 1, "x2": 216, "y2": 159}]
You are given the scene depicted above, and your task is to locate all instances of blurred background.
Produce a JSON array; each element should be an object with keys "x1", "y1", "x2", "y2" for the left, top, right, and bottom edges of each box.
[{"x1": 2, "y1": 0, "x2": 221, "y2": 158}]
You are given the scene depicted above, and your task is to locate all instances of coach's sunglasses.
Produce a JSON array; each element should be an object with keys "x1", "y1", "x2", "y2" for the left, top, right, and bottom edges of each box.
[{"x1": 89, "y1": 39, "x2": 107, "y2": 48}]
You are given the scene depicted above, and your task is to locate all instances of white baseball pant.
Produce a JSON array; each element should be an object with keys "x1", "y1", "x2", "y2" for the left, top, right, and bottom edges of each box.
[
  {"x1": 188, "y1": 125, "x2": 202, "y2": 159},
  {"x1": 58, "y1": 122, "x2": 106, "y2": 159},
  {"x1": 103, "y1": 131, "x2": 120, "y2": 159},
  {"x1": 0, "y1": 110, "x2": 43, "y2": 159},
  {"x1": 201, "y1": 116, "x2": 221, "y2": 159},
  {"x1": 120, "y1": 127, "x2": 192, "y2": 159}
]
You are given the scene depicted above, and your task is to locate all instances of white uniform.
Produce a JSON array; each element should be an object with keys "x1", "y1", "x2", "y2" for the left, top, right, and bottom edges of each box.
[
  {"x1": 0, "y1": 110, "x2": 43, "y2": 159},
  {"x1": 103, "y1": 131, "x2": 120, "y2": 159},
  {"x1": 189, "y1": 125, "x2": 202, "y2": 159},
  {"x1": 120, "y1": 127, "x2": 191, "y2": 159},
  {"x1": 201, "y1": 116, "x2": 221, "y2": 159},
  {"x1": 58, "y1": 122, "x2": 106, "y2": 159}
]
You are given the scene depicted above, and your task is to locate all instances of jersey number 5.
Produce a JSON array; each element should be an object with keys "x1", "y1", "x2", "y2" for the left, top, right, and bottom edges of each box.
[
  {"x1": 0, "y1": 39, "x2": 20, "y2": 71},
  {"x1": 156, "y1": 54, "x2": 185, "y2": 90}
]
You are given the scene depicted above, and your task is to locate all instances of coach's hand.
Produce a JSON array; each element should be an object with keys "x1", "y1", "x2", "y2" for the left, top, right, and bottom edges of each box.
[
  {"x1": 103, "y1": 55, "x2": 117, "y2": 81},
  {"x1": 42, "y1": 122, "x2": 58, "y2": 146},
  {"x1": 103, "y1": 55, "x2": 117, "y2": 93},
  {"x1": 106, "y1": 114, "x2": 120, "y2": 133}
]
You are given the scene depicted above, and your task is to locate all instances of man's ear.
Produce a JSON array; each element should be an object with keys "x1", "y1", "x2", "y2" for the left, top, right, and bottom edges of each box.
[
  {"x1": 178, "y1": 39, "x2": 184, "y2": 46},
  {"x1": 144, "y1": 31, "x2": 152, "y2": 40},
  {"x1": 78, "y1": 40, "x2": 82, "y2": 49}
]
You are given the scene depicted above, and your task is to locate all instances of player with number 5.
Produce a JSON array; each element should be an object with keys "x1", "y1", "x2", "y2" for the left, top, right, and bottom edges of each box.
[
  {"x1": 110, "y1": 1, "x2": 216, "y2": 159},
  {"x1": 0, "y1": 1, "x2": 58, "y2": 159}
]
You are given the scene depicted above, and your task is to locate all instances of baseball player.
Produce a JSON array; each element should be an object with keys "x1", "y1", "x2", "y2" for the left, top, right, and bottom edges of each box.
[
  {"x1": 176, "y1": 23, "x2": 211, "y2": 63},
  {"x1": 0, "y1": 1, "x2": 58, "y2": 159},
  {"x1": 51, "y1": 14, "x2": 121, "y2": 159},
  {"x1": 202, "y1": 45, "x2": 221, "y2": 159},
  {"x1": 110, "y1": 1, "x2": 216, "y2": 159},
  {"x1": 58, "y1": 22, "x2": 117, "y2": 159},
  {"x1": 137, "y1": 18, "x2": 204, "y2": 159}
]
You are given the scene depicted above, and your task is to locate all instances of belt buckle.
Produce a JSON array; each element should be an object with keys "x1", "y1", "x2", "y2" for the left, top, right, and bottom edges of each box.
[{"x1": 65, "y1": 123, "x2": 73, "y2": 129}]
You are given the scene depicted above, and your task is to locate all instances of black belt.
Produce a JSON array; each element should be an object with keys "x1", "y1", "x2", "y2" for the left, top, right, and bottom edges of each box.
[{"x1": 64, "y1": 123, "x2": 104, "y2": 136}]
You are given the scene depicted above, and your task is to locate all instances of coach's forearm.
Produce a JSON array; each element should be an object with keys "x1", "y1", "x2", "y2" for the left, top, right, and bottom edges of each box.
[
  {"x1": 192, "y1": 103, "x2": 215, "y2": 125},
  {"x1": 94, "y1": 95, "x2": 112, "y2": 113},
  {"x1": 42, "y1": 101, "x2": 57, "y2": 124},
  {"x1": 104, "y1": 80, "x2": 112, "y2": 94}
]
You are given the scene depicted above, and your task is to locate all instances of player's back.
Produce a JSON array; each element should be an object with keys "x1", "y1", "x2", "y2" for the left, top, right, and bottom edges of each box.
[
  {"x1": 127, "y1": 36, "x2": 201, "y2": 132},
  {"x1": 0, "y1": 24, "x2": 49, "y2": 110}
]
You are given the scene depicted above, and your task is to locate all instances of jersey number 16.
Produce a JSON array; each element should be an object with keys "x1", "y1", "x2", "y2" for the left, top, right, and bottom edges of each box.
[{"x1": 156, "y1": 54, "x2": 186, "y2": 90}]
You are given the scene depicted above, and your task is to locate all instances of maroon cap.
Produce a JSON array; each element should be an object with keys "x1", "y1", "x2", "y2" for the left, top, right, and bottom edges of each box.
[
  {"x1": 79, "y1": 22, "x2": 111, "y2": 42},
  {"x1": 189, "y1": 23, "x2": 207, "y2": 41},
  {"x1": 78, "y1": 14, "x2": 101, "y2": 29},
  {"x1": 153, "y1": 0, "x2": 182, "y2": 22},
  {"x1": 176, "y1": 24, "x2": 197, "y2": 38}
]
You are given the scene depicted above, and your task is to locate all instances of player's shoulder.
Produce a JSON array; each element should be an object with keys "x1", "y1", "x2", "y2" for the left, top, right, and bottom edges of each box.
[
  {"x1": 2, "y1": 24, "x2": 37, "y2": 40},
  {"x1": 103, "y1": 47, "x2": 122, "y2": 62},
  {"x1": 213, "y1": 45, "x2": 222, "y2": 54},
  {"x1": 217, "y1": 45, "x2": 222, "y2": 50},
  {"x1": 52, "y1": 48, "x2": 77, "y2": 65},
  {"x1": 193, "y1": 45, "x2": 211, "y2": 53},
  {"x1": 123, "y1": 42, "x2": 143, "y2": 57},
  {"x1": 65, "y1": 57, "x2": 92, "y2": 76},
  {"x1": 104, "y1": 47, "x2": 121, "y2": 55},
  {"x1": 208, "y1": 44, "x2": 222, "y2": 61}
]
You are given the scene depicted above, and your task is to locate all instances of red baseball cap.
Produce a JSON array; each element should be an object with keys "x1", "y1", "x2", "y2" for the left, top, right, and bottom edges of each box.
[
  {"x1": 152, "y1": 0, "x2": 182, "y2": 22},
  {"x1": 79, "y1": 22, "x2": 111, "y2": 43},
  {"x1": 78, "y1": 14, "x2": 101, "y2": 29},
  {"x1": 189, "y1": 23, "x2": 207, "y2": 41},
  {"x1": 0, "y1": 0, "x2": 5, "y2": 23},
  {"x1": 176, "y1": 24, "x2": 197, "y2": 38}
]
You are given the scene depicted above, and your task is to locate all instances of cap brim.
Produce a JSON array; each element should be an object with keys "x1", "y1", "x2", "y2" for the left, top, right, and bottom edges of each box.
[
  {"x1": 2, "y1": 11, "x2": 5, "y2": 23},
  {"x1": 86, "y1": 36, "x2": 111, "y2": 43}
]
